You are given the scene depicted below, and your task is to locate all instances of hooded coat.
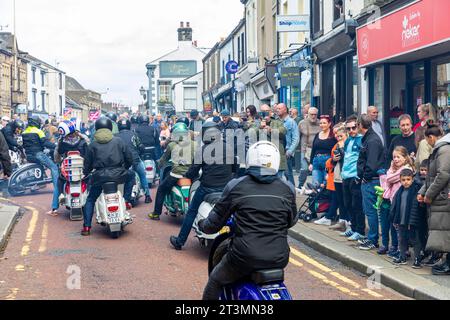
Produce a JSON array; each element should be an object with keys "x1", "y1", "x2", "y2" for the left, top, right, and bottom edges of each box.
[
  {"x1": 419, "y1": 133, "x2": 450, "y2": 252},
  {"x1": 83, "y1": 129, "x2": 133, "y2": 187}
]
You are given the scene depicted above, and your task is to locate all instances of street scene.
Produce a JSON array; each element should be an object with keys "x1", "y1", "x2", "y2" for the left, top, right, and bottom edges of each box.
[{"x1": 0, "y1": 0, "x2": 449, "y2": 304}]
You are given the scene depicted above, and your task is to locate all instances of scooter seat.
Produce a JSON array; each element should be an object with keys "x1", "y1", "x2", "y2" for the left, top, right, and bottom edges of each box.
[
  {"x1": 102, "y1": 182, "x2": 118, "y2": 194},
  {"x1": 203, "y1": 193, "x2": 223, "y2": 205},
  {"x1": 177, "y1": 178, "x2": 192, "y2": 187},
  {"x1": 251, "y1": 269, "x2": 284, "y2": 285}
]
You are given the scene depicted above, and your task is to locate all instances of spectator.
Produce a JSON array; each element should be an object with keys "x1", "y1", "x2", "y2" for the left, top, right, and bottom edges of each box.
[
  {"x1": 368, "y1": 106, "x2": 386, "y2": 147},
  {"x1": 378, "y1": 146, "x2": 415, "y2": 257},
  {"x1": 298, "y1": 107, "x2": 320, "y2": 188},
  {"x1": 414, "y1": 103, "x2": 436, "y2": 144},
  {"x1": 219, "y1": 110, "x2": 239, "y2": 131},
  {"x1": 341, "y1": 115, "x2": 365, "y2": 240},
  {"x1": 418, "y1": 125, "x2": 450, "y2": 275},
  {"x1": 302, "y1": 104, "x2": 311, "y2": 120},
  {"x1": 189, "y1": 110, "x2": 204, "y2": 132},
  {"x1": 1, "y1": 116, "x2": 10, "y2": 130},
  {"x1": 309, "y1": 115, "x2": 337, "y2": 187},
  {"x1": 315, "y1": 124, "x2": 348, "y2": 227},
  {"x1": 277, "y1": 104, "x2": 299, "y2": 186},
  {"x1": 244, "y1": 105, "x2": 259, "y2": 130},
  {"x1": 357, "y1": 114, "x2": 386, "y2": 251},
  {"x1": 159, "y1": 122, "x2": 171, "y2": 150},
  {"x1": 387, "y1": 114, "x2": 417, "y2": 164},
  {"x1": 289, "y1": 108, "x2": 301, "y2": 125},
  {"x1": 391, "y1": 168, "x2": 426, "y2": 267}
]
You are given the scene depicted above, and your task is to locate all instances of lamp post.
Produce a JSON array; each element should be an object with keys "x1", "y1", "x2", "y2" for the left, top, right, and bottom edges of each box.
[
  {"x1": 145, "y1": 64, "x2": 157, "y2": 115},
  {"x1": 139, "y1": 86, "x2": 147, "y2": 114}
]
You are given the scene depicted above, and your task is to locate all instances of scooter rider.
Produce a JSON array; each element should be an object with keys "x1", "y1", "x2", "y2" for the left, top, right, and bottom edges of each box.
[
  {"x1": 169, "y1": 121, "x2": 237, "y2": 250},
  {"x1": 0, "y1": 130, "x2": 12, "y2": 178},
  {"x1": 105, "y1": 112, "x2": 119, "y2": 135},
  {"x1": 198, "y1": 141, "x2": 298, "y2": 300},
  {"x1": 135, "y1": 115, "x2": 159, "y2": 160},
  {"x1": 22, "y1": 115, "x2": 60, "y2": 215},
  {"x1": 54, "y1": 120, "x2": 88, "y2": 163},
  {"x1": 2, "y1": 119, "x2": 25, "y2": 152},
  {"x1": 81, "y1": 117, "x2": 134, "y2": 236},
  {"x1": 116, "y1": 118, "x2": 152, "y2": 204},
  {"x1": 148, "y1": 122, "x2": 195, "y2": 220}
]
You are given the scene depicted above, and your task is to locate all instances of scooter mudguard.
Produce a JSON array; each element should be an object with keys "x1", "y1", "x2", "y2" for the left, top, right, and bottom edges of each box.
[
  {"x1": 222, "y1": 282, "x2": 292, "y2": 301},
  {"x1": 8, "y1": 163, "x2": 50, "y2": 195}
]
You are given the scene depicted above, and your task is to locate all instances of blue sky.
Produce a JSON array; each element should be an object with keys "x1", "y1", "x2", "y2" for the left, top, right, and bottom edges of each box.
[{"x1": 0, "y1": 0, "x2": 244, "y2": 107}]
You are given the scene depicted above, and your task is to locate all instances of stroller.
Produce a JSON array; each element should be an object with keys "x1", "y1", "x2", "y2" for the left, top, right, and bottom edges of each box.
[{"x1": 297, "y1": 182, "x2": 331, "y2": 223}]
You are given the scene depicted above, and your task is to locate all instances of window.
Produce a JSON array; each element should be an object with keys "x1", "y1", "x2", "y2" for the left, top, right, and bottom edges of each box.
[
  {"x1": 59, "y1": 73, "x2": 63, "y2": 90},
  {"x1": 32, "y1": 89, "x2": 37, "y2": 110},
  {"x1": 41, "y1": 91, "x2": 46, "y2": 111},
  {"x1": 59, "y1": 95, "x2": 63, "y2": 115},
  {"x1": 334, "y1": 0, "x2": 344, "y2": 21},
  {"x1": 41, "y1": 71, "x2": 45, "y2": 86},
  {"x1": 158, "y1": 81, "x2": 171, "y2": 104},
  {"x1": 32, "y1": 67, "x2": 36, "y2": 84},
  {"x1": 312, "y1": 0, "x2": 324, "y2": 37},
  {"x1": 183, "y1": 87, "x2": 197, "y2": 110}
]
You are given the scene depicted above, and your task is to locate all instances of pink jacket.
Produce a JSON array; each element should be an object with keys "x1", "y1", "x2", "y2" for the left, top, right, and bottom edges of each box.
[{"x1": 380, "y1": 165, "x2": 413, "y2": 202}]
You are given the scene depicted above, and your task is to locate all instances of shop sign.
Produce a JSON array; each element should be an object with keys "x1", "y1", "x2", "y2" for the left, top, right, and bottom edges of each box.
[
  {"x1": 276, "y1": 15, "x2": 310, "y2": 33},
  {"x1": 225, "y1": 61, "x2": 239, "y2": 74},
  {"x1": 357, "y1": 0, "x2": 450, "y2": 67},
  {"x1": 281, "y1": 67, "x2": 301, "y2": 87}
]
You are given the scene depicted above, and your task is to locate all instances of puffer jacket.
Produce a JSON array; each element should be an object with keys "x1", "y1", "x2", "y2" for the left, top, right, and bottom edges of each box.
[
  {"x1": 83, "y1": 129, "x2": 133, "y2": 187},
  {"x1": 381, "y1": 165, "x2": 414, "y2": 202},
  {"x1": 199, "y1": 167, "x2": 298, "y2": 272},
  {"x1": 419, "y1": 133, "x2": 450, "y2": 252}
]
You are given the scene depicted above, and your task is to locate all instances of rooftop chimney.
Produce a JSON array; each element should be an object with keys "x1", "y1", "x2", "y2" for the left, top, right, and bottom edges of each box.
[{"x1": 178, "y1": 21, "x2": 193, "y2": 42}]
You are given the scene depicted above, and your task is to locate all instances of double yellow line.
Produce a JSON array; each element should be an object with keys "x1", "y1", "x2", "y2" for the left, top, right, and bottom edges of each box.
[{"x1": 289, "y1": 246, "x2": 385, "y2": 299}]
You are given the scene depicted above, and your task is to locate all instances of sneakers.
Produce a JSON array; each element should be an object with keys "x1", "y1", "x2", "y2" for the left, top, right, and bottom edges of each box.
[
  {"x1": 348, "y1": 232, "x2": 364, "y2": 241},
  {"x1": 412, "y1": 258, "x2": 423, "y2": 269},
  {"x1": 377, "y1": 246, "x2": 389, "y2": 255},
  {"x1": 148, "y1": 213, "x2": 160, "y2": 221},
  {"x1": 423, "y1": 253, "x2": 443, "y2": 267},
  {"x1": 145, "y1": 195, "x2": 152, "y2": 204},
  {"x1": 359, "y1": 240, "x2": 378, "y2": 251},
  {"x1": 357, "y1": 238, "x2": 370, "y2": 245},
  {"x1": 340, "y1": 230, "x2": 354, "y2": 237},
  {"x1": 330, "y1": 221, "x2": 346, "y2": 231},
  {"x1": 170, "y1": 236, "x2": 182, "y2": 250},
  {"x1": 81, "y1": 226, "x2": 91, "y2": 236},
  {"x1": 388, "y1": 251, "x2": 401, "y2": 260},
  {"x1": 393, "y1": 257, "x2": 408, "y2": 265},
  {"x1": 314, "y1": 217, "x2": 332, "y2": 226}
]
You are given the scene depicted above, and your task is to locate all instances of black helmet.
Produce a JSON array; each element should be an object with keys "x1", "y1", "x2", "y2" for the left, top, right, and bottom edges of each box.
[
  {"x1": 95, "y1": 117, "x2": 113, "y2": 131},
  {"x1": 176, "y1": 117, "x2": 190, "y2": 127},
  {"x1": 106, "y1": 112, "x2": 118, "y2": 122},
  {"x1": 12, "y1": 119, "x2": 25, "y2": 131},
  {"x1": 130, "y1": 115, "x2": 139, "y2": 124},
  {"x1": 117, "y1": 118, "x2": 131, "y2": 131},
  {"x1": 202, "y1": 121, "x2": 221, "y2": 144},
  {"x1": 139, "y1": 115, "x2": 150, "y2": 124},
  {"x1": 28, "y1": 115, "x2": 41, "y2": 128}
]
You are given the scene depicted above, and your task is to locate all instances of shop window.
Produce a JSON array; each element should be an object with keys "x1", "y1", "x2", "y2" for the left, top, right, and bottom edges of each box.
[
  {"x1": 322, "y1": 62, "x2": 336, "y2": 118},
  {"x1": 434, "y1": 61, "x2": 450, "y2": 129},
  {"x1": 389, "y1": 65, "x2": 406, "y2": 136},
  {"x1": 301, "y1": 69, "x2": 312, "y2": 108},
  {"x1": 373, "y1": 66, "x2": 384, "y2": 123},
  {"x1": 352, "y1": 56, "x2": 359, "y2": 115}
]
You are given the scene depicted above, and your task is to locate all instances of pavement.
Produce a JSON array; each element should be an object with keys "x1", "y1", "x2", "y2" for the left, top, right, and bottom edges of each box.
[
  {"x1": 0, "y1": 198, "x2": 22, "y2": 254},
  {"x1": 291, "y1": 191, "x2": 450, "y2": 300}
]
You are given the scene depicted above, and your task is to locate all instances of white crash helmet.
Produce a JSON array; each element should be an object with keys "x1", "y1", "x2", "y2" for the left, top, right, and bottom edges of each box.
[{"x1": 246, "y1": 141, "x2": 280, "y2": 175}]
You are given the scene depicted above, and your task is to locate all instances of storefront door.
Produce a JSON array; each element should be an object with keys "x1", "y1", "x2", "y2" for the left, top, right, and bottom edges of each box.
[{"x1": 407, "y1": 62, "x2": 426, "y2": 123}]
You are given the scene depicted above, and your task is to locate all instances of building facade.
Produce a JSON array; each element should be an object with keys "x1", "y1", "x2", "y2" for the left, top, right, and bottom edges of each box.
[
  {"x1": 66, "y1": 76, "x2": 101, "y2": 123},
  {"x1": 145, "y1": 22, "x2": 206, "y2": 115}
]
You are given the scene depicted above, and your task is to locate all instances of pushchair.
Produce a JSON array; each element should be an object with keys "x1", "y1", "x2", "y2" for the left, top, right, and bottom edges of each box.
[{"x1": 297, "y1": 182, "x2": 331, "y2": 223}]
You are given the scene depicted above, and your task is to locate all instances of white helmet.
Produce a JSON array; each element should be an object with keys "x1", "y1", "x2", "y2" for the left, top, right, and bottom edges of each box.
[{"x1": 246, "y1": 141, "x2": 280, "y2": 175}]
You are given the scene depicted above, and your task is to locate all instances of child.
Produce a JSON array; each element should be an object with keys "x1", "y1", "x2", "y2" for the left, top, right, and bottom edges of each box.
[
  {"x1": 378, "y1": 146, "x2": 415, "y2": 256},
  {"x1": 390, "y1": 169, "x2": 427, "y2": 267}
]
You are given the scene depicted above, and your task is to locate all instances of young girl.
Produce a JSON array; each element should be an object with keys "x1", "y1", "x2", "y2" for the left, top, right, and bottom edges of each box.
[{"x1": 378, "y1": 146, "x2": 415, "y2": 256}]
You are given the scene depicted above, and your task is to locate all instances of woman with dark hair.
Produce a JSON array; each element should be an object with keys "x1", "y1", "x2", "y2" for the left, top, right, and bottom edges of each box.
[
  {"x1": 246, "y1": 105, "x2": 258, "y2": 120},
  {"x1": 309, "y1": 115, "x2": 337, "y2": 186},
  {"x1": 418, "y1": 123, "x2": 450, "y2": 275}
]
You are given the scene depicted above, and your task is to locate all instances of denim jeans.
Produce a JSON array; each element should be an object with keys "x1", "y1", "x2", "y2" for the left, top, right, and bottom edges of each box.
[
  {"x1": 285, "y1": 156, "x2": 295, "y2": 187},
  {"x1": 133, "y1": 160, "x2": 150, "y2": 196},
  {"x1": 35, "y1": 151, "x2": 60, "y2": 210},
  {"x1": 298, "y1": 152, "x2": 309, "y2": 188},
  {"x1": 312, "y1": 154, "x2": 330, "y2": 186},
  {"x1": 325, "y1": 183, "x2": 347, "y2": 221},
  {"x1": 294, "y1": 151, "x2": 302, "y2": 172},
  {"x1": 177, "y1": 185, "x2": 223, "y2": 246},
  {"x1": 379, "y1": 200, "x2": 398, "y2": 249},
  {"x1": 343, "y1": 178, "x2": 365, "y2": 235},
  {"x1": 361, "y1": 179, "x2": 380, "y2": 245}
]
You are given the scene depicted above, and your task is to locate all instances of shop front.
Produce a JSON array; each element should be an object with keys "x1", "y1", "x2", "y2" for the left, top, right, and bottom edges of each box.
[
  {"x1": 213, "y1": 81, "x2": 236, "y2": 114},
  {"x1": 250, "y1": 65, "x2": 278, "y2": 106},
  {"x1": 277, "y1": 47, "x2": 313, "y2": 116},
  {"x1": 357, "y1": 0, "x2": 450, "y2": 140}
]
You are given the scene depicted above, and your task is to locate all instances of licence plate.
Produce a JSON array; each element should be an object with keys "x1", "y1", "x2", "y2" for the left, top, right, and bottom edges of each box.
[
  {"x1": 71, "y1": 198, "x2": 81, "y2": 208},
  {"x1": 108, "y1": 213, "x2": 120, "y2": 224}
]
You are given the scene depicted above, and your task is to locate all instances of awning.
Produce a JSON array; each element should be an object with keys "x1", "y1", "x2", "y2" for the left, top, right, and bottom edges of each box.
[{"x1": 357, "y1": 0, "x2": 450, "y2": 67}]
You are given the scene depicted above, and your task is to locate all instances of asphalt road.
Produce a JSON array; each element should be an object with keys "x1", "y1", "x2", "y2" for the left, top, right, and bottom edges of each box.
[{"x1": 0, "y1": 186, "x2": 407, "y2": 300}]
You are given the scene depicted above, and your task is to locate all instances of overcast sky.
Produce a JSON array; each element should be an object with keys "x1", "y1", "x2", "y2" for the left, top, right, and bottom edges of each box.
[{"x1": 0, "y1": 0, "x2": 244, "y2": 108}]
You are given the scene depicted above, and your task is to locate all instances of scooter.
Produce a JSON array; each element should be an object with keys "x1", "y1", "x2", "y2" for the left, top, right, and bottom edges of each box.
[
  {"x1": 129, "y1": 171, "x2": 145, "y2": 207},
  {"x1": 60, "y1": 152, "x2": 87, "y2": 221},
  {"x1": 8, "y1": 162, "x2": 53, "y2": 196},
  {"x1": 94, "y1": 182, "x2": 132, "y2": 239},
  {"x1": 140, "y1": 146, "x2": 156, "y2": 187},
  {"x1": 161, "y1": 165, "x2": 191, "y2": 218},
  {"x1": 207, "y1": 217, "x2": 293, "y2": 300},
  {"x1": 191, "y1": 180, "x2": 223, "y2": 248}
]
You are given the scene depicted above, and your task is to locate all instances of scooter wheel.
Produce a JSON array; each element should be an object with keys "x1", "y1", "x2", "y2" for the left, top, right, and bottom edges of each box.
[{"x1": 111, "y1": 231, "x2": 121, "y2": 239}]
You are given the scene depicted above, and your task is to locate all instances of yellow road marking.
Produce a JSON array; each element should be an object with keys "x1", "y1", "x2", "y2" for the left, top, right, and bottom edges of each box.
[
  {"x1": 289, "y1": 257, "x2": 304, "y2": 268},
  {"x1": 21, "y1": 207, "x2": 39, "y2": 257},
  {"x1": 39, "y1": 219, "x2": 49, "y2": 253},
  {"x1": 5, "y1": 288, "x2": 19, "y2": 300},
  {"x1": 290, "y1": 246, "x2": 385, "y2": 299},
  {"x1": 15, "y1": 265, "x2": 25, "y2": 272},
  {"x1": 307, "y1": 270, "x2": 359, "y2": 297}
]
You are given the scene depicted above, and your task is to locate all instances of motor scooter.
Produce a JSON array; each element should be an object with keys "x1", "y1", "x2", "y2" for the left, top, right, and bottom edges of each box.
[
  {"x1": 140, "y1": 146, "x2": 156, "y2": 188},
  {"x1": 60, "y1": 151, "x2": 87, "y2": 221},
  {"x1": 207, "y1": 217, "x2": 293, "y2": 300},
  {"x1": 94, "y1": 182, "x2": 132, "y2": 239},
  {"x1": 161, "y1": 164, "x2": 191, "y2": 218},
  {"x1": 129, "y1": 171, "x2": 144, "y2": 207}
]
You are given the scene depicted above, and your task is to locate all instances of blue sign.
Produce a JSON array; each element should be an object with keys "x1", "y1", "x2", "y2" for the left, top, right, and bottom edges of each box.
[{"x1": 226, "y1": 61, "x2": 239, "y2": 74}]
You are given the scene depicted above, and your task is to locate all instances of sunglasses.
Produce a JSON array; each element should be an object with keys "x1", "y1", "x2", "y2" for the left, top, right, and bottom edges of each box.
[{"x1": 346, "y1": 126, "x2": 358, "y2": 131}]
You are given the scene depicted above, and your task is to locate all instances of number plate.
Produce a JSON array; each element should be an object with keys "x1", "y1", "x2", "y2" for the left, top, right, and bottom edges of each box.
[
  {"x1": 71, "y1": 198, "x2": 81, "y2": 208},
  {"x1": 107, "y1": 213, "x2": 121, "y2": 224}
]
